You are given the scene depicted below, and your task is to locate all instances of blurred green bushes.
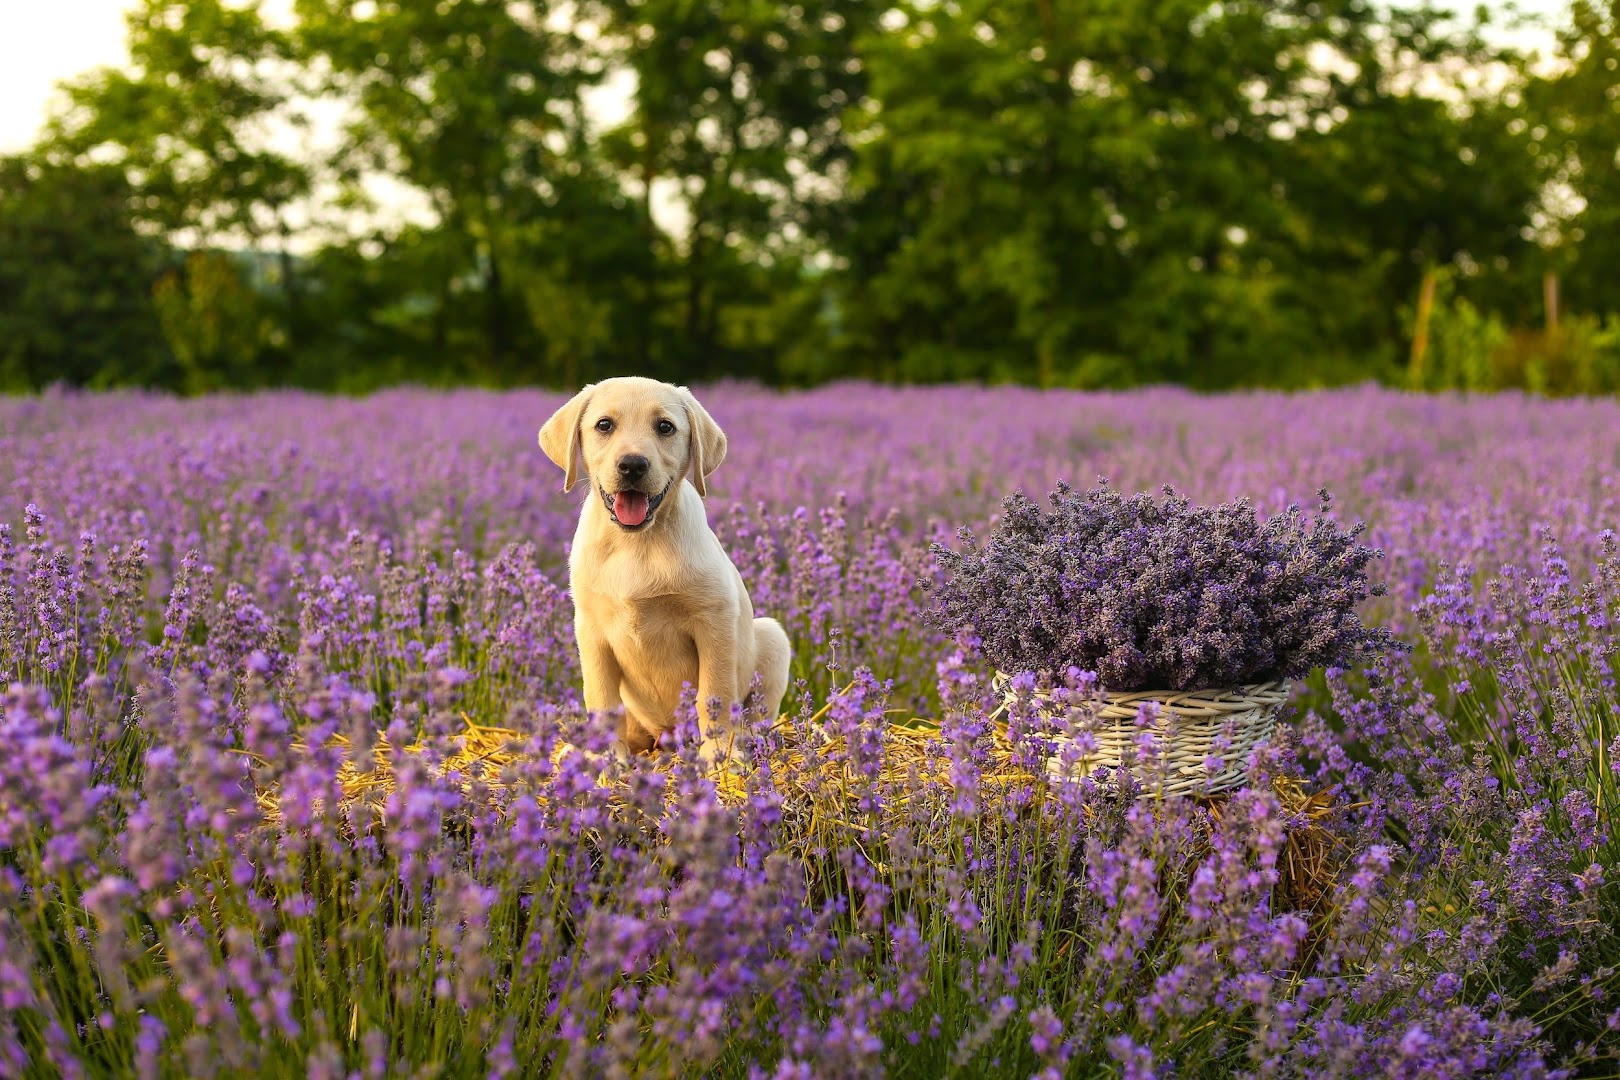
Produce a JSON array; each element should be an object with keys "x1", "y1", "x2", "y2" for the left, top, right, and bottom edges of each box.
[{"x1": 1411, "y1": 272, "x2": 1620, "y2": 395}]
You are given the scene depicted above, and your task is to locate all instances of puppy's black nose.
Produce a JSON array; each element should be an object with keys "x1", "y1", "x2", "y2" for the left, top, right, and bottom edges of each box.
[{"x1": 617, "y1": 455, "x2": 650, "y2": 483}]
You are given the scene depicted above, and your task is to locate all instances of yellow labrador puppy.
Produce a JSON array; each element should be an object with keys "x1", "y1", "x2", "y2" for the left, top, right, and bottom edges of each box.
[{"x1": 538, "y1": 377, "x2": 792, "y2": 761}]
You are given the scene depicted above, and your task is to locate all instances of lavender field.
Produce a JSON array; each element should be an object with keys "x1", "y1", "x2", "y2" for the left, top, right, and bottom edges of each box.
[{"x1": 1, "y1": 383, "x2": 1617, "y2": 1077}]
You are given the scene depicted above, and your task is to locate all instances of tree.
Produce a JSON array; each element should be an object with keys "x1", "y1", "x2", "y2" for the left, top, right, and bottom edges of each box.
[
  {"x1": 152, "y1": 252, "x2": 275, "y2": 392},
  {"x1": 0, "y1": 156, "x2": 173, "y2": 390},
  {"x1": 1272, "y1": 4, "x2": 1543, "y2": 376},
  {"x1": 1531, "y1": 0, "x2": 1620, "y2": 316},
  {"x1": 593, "y1": 0, "x2": 881, "y2": 377},
  {"x1": 832, "y1": 0, "x2": 1544, "y2": 387},
  {"x1": 830, "y1": 0, "x2": 1338, "y2": 383},
  {"x1": 41, "y1": 0, "x2": 311, "y2": 377},
  {"x1": 45, "y1": 0, "x2": 310, "y2": 253},
  {"x1": 294, "y1": 0, "x2": 632, "y2": 380}
]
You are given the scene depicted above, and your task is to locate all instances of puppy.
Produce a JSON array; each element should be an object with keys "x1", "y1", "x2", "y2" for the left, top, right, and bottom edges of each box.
[{"x1": 538, "y1": 377, "x2": 792, "y2": 761}]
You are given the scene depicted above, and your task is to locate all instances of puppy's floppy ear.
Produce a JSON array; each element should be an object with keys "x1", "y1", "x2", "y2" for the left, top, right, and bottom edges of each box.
[
  {"x1": 538, "y1": 384, "x2": 596, "y2": 493},
  {"x1": 680, "y1": 386, "x2": 727, "y2": 497}
]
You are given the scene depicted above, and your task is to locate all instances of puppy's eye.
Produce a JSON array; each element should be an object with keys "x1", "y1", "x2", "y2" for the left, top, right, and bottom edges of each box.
[
  {"x1": 656, "y1": 418, "x2": 676, "y2": 436},
  {"x1": 594, "y1": 417, "x2": 614, "y2": 433}
]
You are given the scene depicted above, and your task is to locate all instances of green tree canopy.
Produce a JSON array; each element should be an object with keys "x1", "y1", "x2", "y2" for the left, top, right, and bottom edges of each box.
[
  {"x1": 0, "y1": 157, "x2": 172, "y2": 390},
  {"x1": 45, "y1": 0, "x2": 310, "y2": 244}
]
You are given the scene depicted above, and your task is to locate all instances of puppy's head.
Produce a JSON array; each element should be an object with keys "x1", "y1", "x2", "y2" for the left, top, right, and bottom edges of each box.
[{"x1": 538, "y1": 377, "x2": 726, "y2": 532}]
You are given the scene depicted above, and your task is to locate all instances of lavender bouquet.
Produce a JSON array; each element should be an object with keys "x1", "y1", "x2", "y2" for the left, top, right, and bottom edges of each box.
[{"x1": 924, "y1": 482, "x2": 1404, "y2": 691}]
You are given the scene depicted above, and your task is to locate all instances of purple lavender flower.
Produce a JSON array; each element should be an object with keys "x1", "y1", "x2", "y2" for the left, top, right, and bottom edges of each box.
[
  {"x1": 0, "y1": 383, "x2": 1614, "y2": 1075},
  {"x1": 926, "y1": 482, "x2": 1405, "y2": 690}
]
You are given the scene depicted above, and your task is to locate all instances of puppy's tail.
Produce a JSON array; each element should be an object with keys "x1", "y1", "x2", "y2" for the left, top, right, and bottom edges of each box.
[{"x1": 751, "y1": 617, "x2": 792, "y2": 722}]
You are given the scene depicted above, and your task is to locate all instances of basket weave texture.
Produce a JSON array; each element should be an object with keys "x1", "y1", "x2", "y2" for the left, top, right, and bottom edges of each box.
[{"x1": 993, "y1": 673, "x2": 1290, "y2": 798}]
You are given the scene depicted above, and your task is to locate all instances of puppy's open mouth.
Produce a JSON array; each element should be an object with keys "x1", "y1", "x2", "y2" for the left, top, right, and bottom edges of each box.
[{"x1": 602, "y1": 480, "x2": 672, "y2": 530}]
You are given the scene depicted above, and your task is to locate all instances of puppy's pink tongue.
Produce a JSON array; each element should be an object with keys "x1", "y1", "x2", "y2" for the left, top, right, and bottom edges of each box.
[{"x1": 614, "y1": 491, "x2": 650, "y2": 526}]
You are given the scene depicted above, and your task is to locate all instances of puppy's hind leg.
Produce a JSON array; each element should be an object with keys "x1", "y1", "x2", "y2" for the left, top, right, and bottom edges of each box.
[{"x1": 750, "y1": 617, "x2": 792, "y2": 722}]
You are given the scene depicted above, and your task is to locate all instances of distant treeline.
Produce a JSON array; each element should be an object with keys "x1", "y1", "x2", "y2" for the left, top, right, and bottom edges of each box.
[{"x1": 1, "y1": 0, "x2": 1617, "y2": 394}]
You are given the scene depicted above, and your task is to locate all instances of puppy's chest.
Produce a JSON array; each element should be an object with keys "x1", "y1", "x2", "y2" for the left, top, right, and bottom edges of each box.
[
  {"x1": 600, "y1": 593, "x2": 690, "y2": 642},
  {"x1": 593, "y1": 593, "x2": 700, "y2": 674}
]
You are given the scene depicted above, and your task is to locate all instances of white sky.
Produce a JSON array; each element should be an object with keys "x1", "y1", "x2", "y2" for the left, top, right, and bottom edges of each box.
[{"x1": 0, "y1": 2, "x2": 134, "y2": 153}]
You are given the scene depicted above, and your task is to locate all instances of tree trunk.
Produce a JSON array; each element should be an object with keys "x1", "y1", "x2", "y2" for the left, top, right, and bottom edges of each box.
[
  {"x1": 434, "y1": 271, "x2": 451, "y2": 359},
  {"x1": 1036, "y1": 341, "x2": 1054, "y2": 388},
  {"x1": 275, "y1": 216, "x2": 301, "y2": 340},
  {"x1": 1408, "y1": 266, "x2": 1438, "y2": 390},
  {"x1": 485, "y1": 244, "x2": 508, "y2": 381},
  {"x1": 1190, "y1": 242, "x2": 1222, "y2": 378},
  {"x1": 685, "y1": 216, "x2": 707, "y2": 371},
  {"x1": 637, "y1": 147, "x2": 658, "y2": 376}
]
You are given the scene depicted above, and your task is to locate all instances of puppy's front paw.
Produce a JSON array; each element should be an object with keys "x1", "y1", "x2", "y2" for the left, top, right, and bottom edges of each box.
[
  {"x1": 695, "y1": 732, "x2": 753, "y2": 775},
  {"x1": 587, "y1": 739, "x2": 635, "y2": 786}
]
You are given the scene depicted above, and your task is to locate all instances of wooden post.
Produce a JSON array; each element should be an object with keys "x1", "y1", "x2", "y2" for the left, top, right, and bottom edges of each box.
[
  {"x1": 1408, "y1": 266, "x2": 1438, "y2": 389},
  {"x1": 1543, "y1": 271, "x2": 1559, "y2": 331}
]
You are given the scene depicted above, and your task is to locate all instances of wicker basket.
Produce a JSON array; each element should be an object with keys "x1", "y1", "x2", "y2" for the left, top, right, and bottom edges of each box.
[{"x1": 992, "y1": 673, "x2": 1290, "y2": 798}]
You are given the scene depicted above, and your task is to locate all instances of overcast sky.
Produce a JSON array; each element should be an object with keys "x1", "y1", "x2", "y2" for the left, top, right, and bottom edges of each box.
[{"x1": 0, "y1": 0, "x2": 1569, "y2": 156}]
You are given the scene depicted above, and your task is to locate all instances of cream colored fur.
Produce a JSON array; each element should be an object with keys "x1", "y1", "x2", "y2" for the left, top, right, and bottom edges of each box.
[{"x1": 538, "y1": 377, "x2": 792, "y2": 760}]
